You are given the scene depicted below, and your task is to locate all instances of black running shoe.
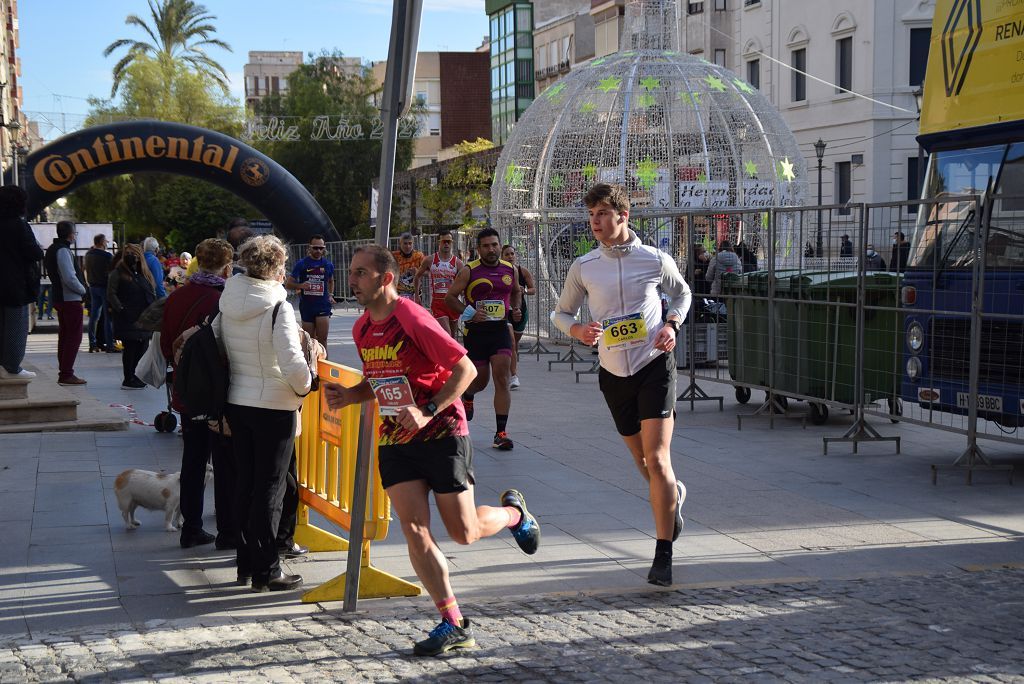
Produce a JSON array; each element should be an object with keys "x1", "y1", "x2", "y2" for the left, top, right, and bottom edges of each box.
[
  {"x1": 501, "y1": 489, "x2": 540, "y2": 555},
  {"x1": 413, "y1": 618, "x2": 476, "y2": 656},
  {"x1": 648, "y1": 554, "x2": 672, "y2": 587},
  {"x1": 492, "y1": 431, "x2": 514, "y2": 450},
  {"x1": 463, "y1": 398, "x2": 474, "y2": 421},
  {"x1": 672, "y1": 480, "x2": 687, "y2": 542}
]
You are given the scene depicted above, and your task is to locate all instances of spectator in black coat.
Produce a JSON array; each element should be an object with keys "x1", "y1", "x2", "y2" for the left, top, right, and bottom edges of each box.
[
  {"x1": 108, "y1": 244, "x2": 156, "y2": 390},
  {"x1": 890, "y1": 232, "x2": 910, "y2": 273},
  {"x1": 0, "y1": 186, "x2": 44, "y2": 380}
]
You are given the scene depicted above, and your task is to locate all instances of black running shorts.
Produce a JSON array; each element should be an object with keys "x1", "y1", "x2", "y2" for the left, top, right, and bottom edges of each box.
[
  {"x1": 464, "y1": 321, "x2": 513, "y2": 364},
  {"x1": 378, "y1": 434, "x2": 475, "y2": 494},
  {"x1": 598, "y1": 352, "x2": 676, "y2": 436}
]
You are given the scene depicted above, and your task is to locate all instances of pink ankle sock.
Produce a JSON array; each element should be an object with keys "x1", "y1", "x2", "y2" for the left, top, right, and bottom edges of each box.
[
  {"x1": 436, "y1": 597, "x2": 463, "y2": 627},
  {"x1": 504, "y1": 506, "x2": 522, "y2": 529}
]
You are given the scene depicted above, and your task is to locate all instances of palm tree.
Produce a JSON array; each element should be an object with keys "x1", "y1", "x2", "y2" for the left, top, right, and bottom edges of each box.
[{"x1": 103, "y1": 0, "x2": 232, "y2": 97}]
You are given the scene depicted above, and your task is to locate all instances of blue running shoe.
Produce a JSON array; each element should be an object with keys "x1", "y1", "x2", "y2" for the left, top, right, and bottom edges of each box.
[
  {"x1": 413, "y1": 618, "x2": 476, "y2": 656},
  {"x1": 501, "y1": 489, "x2": 540, "y2": 555}
]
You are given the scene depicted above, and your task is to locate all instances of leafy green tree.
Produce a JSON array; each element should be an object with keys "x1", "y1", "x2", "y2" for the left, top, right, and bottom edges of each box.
[
  {"x1": 255, "y1": 50, "x2": 414, "y2": 240},
  {"x1": 417, "y1": 138, "x2": 495, "y2": 233},
  {"x1": 103, "y1": 0, "x2": 231, "y2": 98}
]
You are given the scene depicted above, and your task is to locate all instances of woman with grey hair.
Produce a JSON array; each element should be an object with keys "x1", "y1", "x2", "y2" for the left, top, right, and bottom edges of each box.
[{"x1": 214, "y1": 234, "x2": 312, "y2": 592}]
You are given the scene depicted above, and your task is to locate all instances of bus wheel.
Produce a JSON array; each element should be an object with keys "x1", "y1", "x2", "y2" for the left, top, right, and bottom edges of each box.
[
  {"x1": 735, "y1": 386, "x2": 751, "y2": 404},
  {"x1": 809, "y1": 402, "x2": 829, "y2": 425}
]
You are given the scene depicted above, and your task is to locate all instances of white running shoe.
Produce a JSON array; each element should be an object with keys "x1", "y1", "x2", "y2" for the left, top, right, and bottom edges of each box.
[
  {"x1": 672, "y1": 480, "x2": 687, "y2": 541},
  {"x1": 509, "y1": 375, "x2": 520, "y2": 390},
  {"x1": 0, "y1": 368, "x2": 36, "y2": 379}
]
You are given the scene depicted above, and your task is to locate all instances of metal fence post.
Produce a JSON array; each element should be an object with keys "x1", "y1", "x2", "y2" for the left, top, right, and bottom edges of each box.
[
  {"x1": 822, "y1": 203, "x2": 900, "y2": 454},
  {"x1": 342, "y1": 401, "x2": 378, "y2": 612}
]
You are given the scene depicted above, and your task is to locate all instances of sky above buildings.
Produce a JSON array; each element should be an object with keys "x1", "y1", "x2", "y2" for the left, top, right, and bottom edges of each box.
[{"x1": 19, "y1": 0, "x2": 489, "y2": 134}]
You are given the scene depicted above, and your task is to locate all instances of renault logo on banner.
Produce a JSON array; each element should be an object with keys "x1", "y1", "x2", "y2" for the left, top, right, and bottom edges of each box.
[{"x1": 941, "y1": 0, "x2": 983, "y2": 97}]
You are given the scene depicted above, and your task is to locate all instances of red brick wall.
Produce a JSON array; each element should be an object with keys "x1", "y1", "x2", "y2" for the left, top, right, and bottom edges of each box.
[{"x1": 439, "y1": 52, "x2": 492, "y2": 149}]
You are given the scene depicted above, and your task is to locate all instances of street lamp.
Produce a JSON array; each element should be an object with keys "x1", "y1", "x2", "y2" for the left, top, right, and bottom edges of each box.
[{"x1": 814, "y1": 138, "x2": 826, "y2": 257}]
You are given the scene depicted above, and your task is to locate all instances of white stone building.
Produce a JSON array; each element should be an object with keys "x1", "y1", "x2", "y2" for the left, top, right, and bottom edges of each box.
[{"x1": 680, "y1": 0, "x2": 934, "y2": 215}]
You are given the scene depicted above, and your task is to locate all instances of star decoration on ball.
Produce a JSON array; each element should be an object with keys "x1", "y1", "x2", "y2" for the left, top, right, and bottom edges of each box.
[
  {"x1": 705, "y1": 75, "x2": 727, "y2": 91},
  {"x1": 597, "y1": 76, "x2": 622, "y2": 93},
  {"x1": 778, "y1": 157, "x2": 796, "y2": 182},
  {"x1": 636, "y1": 157, "x2": 660, "y2": 190},
  {"x1": 733, "y1": 79, "x2": 755, "y2": 94},
  {"x1": 639, "y1": 76, "x2": 660, "y2": 91}
]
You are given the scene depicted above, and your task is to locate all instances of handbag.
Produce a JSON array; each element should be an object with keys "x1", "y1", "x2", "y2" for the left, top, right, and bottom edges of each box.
[{"x1": 135, "y1": 331, "x2": 167, "y2": 388}]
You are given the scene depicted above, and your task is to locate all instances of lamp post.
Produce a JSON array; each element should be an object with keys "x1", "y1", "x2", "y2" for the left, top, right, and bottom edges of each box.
[
  {"x1": 913, "y1": 85, "x2": 925, "y2": 194},
  {"x1": 3, "y1": 119, "x2": 21, "y2": 186},
  {"x1": 814, "y1": 138, "x2": 826, "y2": 257}
]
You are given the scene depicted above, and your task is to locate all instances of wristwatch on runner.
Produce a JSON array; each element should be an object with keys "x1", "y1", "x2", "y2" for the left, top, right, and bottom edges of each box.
[
  {"x1": 666, "y1": 319, "x2": 681, "y2": 334},
  {"x1": 423, "y1": 401, "x2": 438, "y2": 416}
]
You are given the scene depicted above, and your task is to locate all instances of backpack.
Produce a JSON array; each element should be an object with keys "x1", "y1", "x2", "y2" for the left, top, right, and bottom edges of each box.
[{"x1": 173, "y1": 301, "x2": 284, "y2": 421}]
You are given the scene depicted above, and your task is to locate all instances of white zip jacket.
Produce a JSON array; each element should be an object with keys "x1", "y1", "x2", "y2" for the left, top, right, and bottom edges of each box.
[
  {"x1": 213, "y1": 275, "x2": 311, "y2": 411},
  {"x1": 552, "y1": 229, "x2": 692, "y2": 378}
]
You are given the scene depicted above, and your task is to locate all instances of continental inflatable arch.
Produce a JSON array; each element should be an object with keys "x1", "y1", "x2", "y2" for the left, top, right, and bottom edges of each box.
[{"x1": 19, "y1": 120, "x2": 339, "y2": 242}]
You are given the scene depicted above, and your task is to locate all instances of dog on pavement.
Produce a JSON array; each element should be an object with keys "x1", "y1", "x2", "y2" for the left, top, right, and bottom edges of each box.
[{"x1": 113, "y1": 465, "x2": 213, "y2": 531}]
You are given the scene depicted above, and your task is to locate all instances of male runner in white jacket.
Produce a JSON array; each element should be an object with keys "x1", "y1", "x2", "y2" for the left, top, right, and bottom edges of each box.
[{"x1": 552, "y1": 183, "x2": 691, "y2": 586}]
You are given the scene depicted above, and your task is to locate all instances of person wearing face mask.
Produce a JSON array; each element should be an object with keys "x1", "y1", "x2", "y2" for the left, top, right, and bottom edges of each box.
[
  {"x1": 107, "y1": 244, "x2": 157, "y2": 389},
  {"x1": 864, "y1": 244, "x2": 886, "y2": 271}
]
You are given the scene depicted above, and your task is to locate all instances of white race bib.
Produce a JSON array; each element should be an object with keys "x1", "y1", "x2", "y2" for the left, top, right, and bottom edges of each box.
[{"x1": 368, "y1": 376, "x2": 415, "y2": 416}]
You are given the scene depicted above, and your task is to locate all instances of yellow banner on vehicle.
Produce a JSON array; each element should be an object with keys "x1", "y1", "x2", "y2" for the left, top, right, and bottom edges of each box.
[{"x1": 921, "y1": 0, "x2": 1024, "y2": 136}]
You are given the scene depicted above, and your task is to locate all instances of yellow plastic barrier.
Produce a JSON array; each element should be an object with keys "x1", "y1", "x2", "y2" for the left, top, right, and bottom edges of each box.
[{"x1": 293, "y1": 359, "x2": 421, "y2": 603}]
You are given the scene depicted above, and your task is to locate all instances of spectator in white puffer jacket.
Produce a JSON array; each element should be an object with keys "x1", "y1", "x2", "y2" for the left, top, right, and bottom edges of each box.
[
  {"x1": 705, "y1": 241, "x2": 744, "y2": 296},
  {"x1": 214, "y1": 234, "x2": 312, "y2": 593}
]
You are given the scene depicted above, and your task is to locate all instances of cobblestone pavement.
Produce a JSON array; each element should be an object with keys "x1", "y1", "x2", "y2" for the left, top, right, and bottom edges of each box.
[{"x1": 1, "y1": 566, "x2": 1022, "y2": 683}]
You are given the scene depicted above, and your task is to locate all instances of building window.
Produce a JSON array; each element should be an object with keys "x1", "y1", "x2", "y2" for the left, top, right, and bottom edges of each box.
[
  {"x1": 688, "y1": 2, "x2": 704, "y2": 14},
  {"x1": 910, "y1": 27, "x2": 930, "y2": 87},
  {"x1": 714, "y1": 49, "x2": 726, "y2": 67},
  {"x1": 271, "y1": 76, "x2": 280, "y2": 94},
  {"x1": 835, "y1": 37, "x2": 852, "y2": 93},
  {"x1": 836, "y1": 161, "x2": 852, "y2": 215},
  {"x1": 747, "y1": 58, "x2": 759, "y2": 89},
  {"x1": 791, "y1": 48, "x2": 806, "y2": 102},
  {"x1": 416, "y1": 91, "x2": 428, "y2": 106},
  {"x1": 714, "y1": 0, "x2": 727, "y2": 9}
]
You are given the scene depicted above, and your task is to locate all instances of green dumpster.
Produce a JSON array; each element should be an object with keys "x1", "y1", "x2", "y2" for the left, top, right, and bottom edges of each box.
[{"x1": 726, "y1": 271, "x2": 902, "y2": 421}]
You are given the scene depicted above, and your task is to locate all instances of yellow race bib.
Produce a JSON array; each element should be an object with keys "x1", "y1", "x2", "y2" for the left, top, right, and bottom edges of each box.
[
  {"x1": 602, "y1": 312, "x2": 648, "y2": 350},
  {"x1": 479, "y1": 299, "x2": 506, "y2": 321}
]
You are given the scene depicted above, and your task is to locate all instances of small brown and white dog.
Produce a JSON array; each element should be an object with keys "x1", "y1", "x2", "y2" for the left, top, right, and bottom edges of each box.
[{"x1": 113, "y1": 465, "x2": 213, "y2": 531}]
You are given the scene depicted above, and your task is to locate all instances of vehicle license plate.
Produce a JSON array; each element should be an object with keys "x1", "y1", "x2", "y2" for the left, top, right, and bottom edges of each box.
[{"x1": 956, "y1": 392, "x2": 1002, "y2": 412}]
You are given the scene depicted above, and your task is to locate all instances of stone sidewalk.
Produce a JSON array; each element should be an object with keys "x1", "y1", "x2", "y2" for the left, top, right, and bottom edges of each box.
[{"x1": 1, "y1": 310, "x2": 1023, "y2": 681}]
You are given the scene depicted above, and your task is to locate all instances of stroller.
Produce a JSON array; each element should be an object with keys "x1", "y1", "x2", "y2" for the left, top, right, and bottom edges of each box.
[{"x1": 134, "y1": 330, "x2": 178, "y2": 433}]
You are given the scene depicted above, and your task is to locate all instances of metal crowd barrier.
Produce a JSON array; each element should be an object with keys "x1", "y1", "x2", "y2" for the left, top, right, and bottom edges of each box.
[
  {"x1": 293, "y1": 360, "x2": 421, "y2": 608},
  {"x1": 285, "y1": 200, "x2": 1022, "y2": 482}
]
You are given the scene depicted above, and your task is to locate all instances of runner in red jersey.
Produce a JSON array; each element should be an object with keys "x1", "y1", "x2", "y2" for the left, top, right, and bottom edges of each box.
[
  {"x1": 324, "y1": 245, "x2": 540, "y2": 657},
  {"x1": 413, "y1": 229, "x2": 462, "y2": 338}
]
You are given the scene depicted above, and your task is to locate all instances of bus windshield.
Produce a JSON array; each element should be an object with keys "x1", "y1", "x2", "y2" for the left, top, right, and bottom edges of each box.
[{"x1": 908, "y1": 143, "x2": 1024, "y2": 270}]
